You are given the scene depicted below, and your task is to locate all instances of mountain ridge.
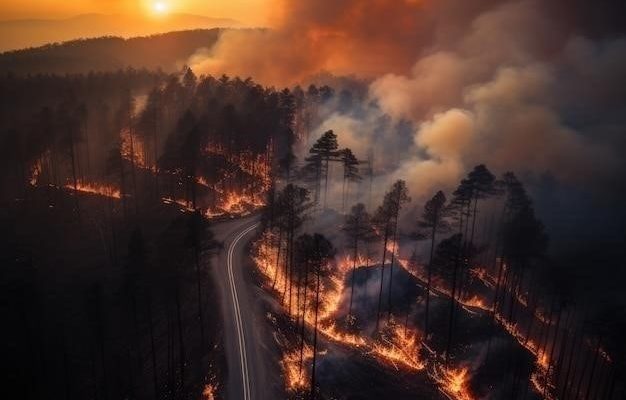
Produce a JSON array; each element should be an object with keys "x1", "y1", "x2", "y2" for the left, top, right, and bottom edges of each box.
[
  {"x1": 0, "y1": 12, "x2": 241, "y2": 52},
  {"x1": 0, "y1": 28, "x2": 233, "y2": 75}
]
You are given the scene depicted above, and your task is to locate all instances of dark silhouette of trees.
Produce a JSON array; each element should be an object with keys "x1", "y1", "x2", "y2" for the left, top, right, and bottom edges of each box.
[
  {"x1": 418, "y1": 190, "x2": 450, "y2": 340},
  {"x1": 305, "y1": 130, "x2": 339, "y2": 207},
  {"x1": 430, "y1": 233, "x2": 462, "y2": 364},
  {"x1": 185, "y1": 210, "x2": 219, "y2": 347},
  {"x1": 274, "y1": 184, "x2": 311, "y2": 312},
  {"x1": 291, "y1": 232, "x2": 335, "y2": 397},
  {"x1": 339, "y1": 148, "x2": 361, "y2": 212},
  {"x1": 305, "y1": 233, "x2": 335, "y2": 400},
  {"x1": 0, "y1": 29, "x2": 223, "y2": 75},
  {"x1": 136, "y1": 87, "x2": 163, "y2": 194},
  {"x1": 373, "y1": 180, "x2": 410, "y2": 330},
  {"x1": 0, "y1": 66, "x2": 300, "y2": 400},
  {"x1": 342, "y1": 203, "x2": 374, "y2": 321}
]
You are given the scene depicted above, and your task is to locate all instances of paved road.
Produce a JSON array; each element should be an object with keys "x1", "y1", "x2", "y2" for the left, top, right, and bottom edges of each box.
[{"x1": 210, "y1": 215, "x2": 284, "y2": 400}]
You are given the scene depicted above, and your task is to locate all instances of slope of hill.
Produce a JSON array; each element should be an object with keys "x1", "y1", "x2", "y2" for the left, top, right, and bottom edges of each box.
[
  {"x1": 0, "y1": 13, "x2": 239, "y2": 51},
  {"x1": 0, "y1": 29, "x2": 225, "y2": 75}
]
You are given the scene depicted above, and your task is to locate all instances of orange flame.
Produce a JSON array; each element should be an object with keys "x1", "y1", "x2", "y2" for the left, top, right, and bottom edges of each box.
[
  {"x1": 65, "y1": 180, "x2": 121, "y2": 199},
  {"x1": 282, "y1": 344, "x2": 313, "y2": 391},
  {"x1": 202, "y1": 383, "x2": 217, "y2": 400},
  {"x1": 252, "y1": 232, "x2": 426, "y2": 390}
]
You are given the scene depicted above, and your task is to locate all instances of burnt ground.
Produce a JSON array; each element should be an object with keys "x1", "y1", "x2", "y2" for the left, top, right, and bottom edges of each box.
[
  {"x1": 0, "y1": 186, "x2": 225, "y2": 399},
  {"x1": 343, "y1": 262, "x2": 543, "y2": 400},
  {"x1": 247, "y1": 251, "x2": 446, "y2": 400}
]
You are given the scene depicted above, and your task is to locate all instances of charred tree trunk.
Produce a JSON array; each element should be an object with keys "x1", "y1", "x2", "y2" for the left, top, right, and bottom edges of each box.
[
  {"x1": 348, "y1": 236, "x2": 359, "y2": 318},
  {"x1": 129, "y1": 129, "x2": 138, "y2": 215},
  {"x1": 561, "y1": 323, "x2": 582, "y2": 399},
  {"x1": 425, "y1": 221, "x2": 436, "y2": 341},
  {"x1": 387, "y1": 217, "x2": 399, "y2": 322},
  {"x1": 299, "y1": 260, "x2": 310, "y2": 375},
  {"x1": 69, "y1": 127, "x2": 80, "y2": 216},
  {"x1": 272, "y1": 230, "x2": 282, "y2": 290},
  {"x1": 376, "y1": 232, "x2": 389, "y2": 331},
  {"x1": 194, "y1": 247, "x2": 205, "y2": 347},
  {"x1": 147, "y1": 294, "x2": 159, "y2": 398},
  {"x1": 584, "y1": 339, "x2": 602, "y2": 400},
  {"x1": 445, "y1": 251, "x2": 460, "y2": 366},
  {"x1": 573, "y1": 344, "x2": 591, "y2": 400},
  {"x1": 310, "y1": 265, "x2": 321, "y2": 400},
  {"x1": 174, "y1": 276, "x2": 185, "y2": 384}
]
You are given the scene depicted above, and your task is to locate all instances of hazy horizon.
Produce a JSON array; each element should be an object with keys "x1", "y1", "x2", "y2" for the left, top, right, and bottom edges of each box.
[
  {"x1": 0, "y1": 0, "x2": 273, "y2": 51},
  {"x1": 0, "y1": 12, "x2": 247, "y2": 52}
]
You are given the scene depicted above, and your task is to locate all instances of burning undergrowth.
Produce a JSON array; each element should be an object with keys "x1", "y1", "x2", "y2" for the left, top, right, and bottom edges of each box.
[
  {"x1": 27, "y1": 125, "x2": 271, "y2": 220},
  {"x1": 252, "y1": 225, "x2": 490, "y2": 399},
  {"x1": 251, "y1": 198, "x2": 589, "y2": 400},
  {"x1": 252, "y1": 230, "x2": 430, "y2": 397}
]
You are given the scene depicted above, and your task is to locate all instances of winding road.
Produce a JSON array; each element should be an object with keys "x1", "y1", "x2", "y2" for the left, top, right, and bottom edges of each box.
[{"x1": 211, "y1": 215, "x2": 284, "y2": 400}]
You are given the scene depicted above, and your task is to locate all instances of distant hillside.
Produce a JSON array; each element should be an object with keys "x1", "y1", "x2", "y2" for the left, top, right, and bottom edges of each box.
[
  {"x1": 0, "y1": 13, "x2": 240, "y2": 51},
  {"x1": 0, "y1": 29, "x2": 225, "y2": 75}
]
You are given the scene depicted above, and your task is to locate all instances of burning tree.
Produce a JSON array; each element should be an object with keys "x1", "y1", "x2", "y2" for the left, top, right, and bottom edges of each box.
[
  {"x1": 273, "y1": 184, "x2": 312, "y2": 311},
  {"x1": 299, "y1": 233, "x2": 335, "y2": 399}
]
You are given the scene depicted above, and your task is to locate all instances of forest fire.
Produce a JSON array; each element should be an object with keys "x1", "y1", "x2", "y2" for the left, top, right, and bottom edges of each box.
[
  {"x1": 3, "y1": 1, "x2": 624, "y2": 397},
  {"x1": 397, "y1": 256, "x2": 492, "y2": 313},
  {"x1": 372, "y1": 323, "x2": 424, "y2": 371},
  {"x1": 253, "y1": 234, "x2": 427, "y2": 395},
  {"x1": 204, "y1": 142, "x2": 273, "y2": 191},
  {"x1": 469, "y1": 267, "x2": 495, "y2": 289},
  {"x1": 120, "y1": 128, "x2": 148, "y2": 170},
  {"x1": 161, "y1": 196, "x2": 195, "y2": 212},
  {"x1": 495, "y1": 315, "x2": 557, "y2": 398},
  {"x1": 29, "y1": 157, "x2": 43, "y2": 186},
  {"x1": 201, "y1": 383, "x2": 217, "y2": 400},
  {"x1": 282, "y1": 345, "x2": 314, "y2": 391},
  {"x1": 434, "y1": 366, "x2": 473, "y2": 400},
  {"x1": 65, "y1": 180, "x2": 121, "y2": 199},
  {"x1": 460, "y1": 295, "x2": 491, "y2": 312}
]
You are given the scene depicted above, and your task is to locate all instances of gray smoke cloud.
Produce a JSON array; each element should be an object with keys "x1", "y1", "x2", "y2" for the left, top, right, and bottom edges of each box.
[{"x1": 190, "y1": 0, "x2": 626, "y2": 240}]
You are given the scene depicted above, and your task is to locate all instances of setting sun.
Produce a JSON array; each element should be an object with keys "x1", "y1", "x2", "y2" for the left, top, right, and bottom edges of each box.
[{"x1": 152, "y1": 1, "x2": 169, "y2": 15}]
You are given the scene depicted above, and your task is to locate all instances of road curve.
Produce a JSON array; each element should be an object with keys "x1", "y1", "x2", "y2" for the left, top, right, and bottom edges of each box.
[
  {"x1": 227, "y1": 222, "x2": 258, "y2": 400},
  {"x1": 210, "y1": 216, "x2": 284, "y2": 400}
]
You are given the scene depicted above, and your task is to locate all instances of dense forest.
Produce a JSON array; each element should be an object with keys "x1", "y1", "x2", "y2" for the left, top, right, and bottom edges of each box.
[{"x1": 0, "y1": 67, "x2": 311, "y2": 399}]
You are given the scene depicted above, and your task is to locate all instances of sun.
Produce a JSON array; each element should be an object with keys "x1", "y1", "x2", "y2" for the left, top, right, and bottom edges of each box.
[{"x1": 152, "y1": 1, "x2": 169, "y2": 15}]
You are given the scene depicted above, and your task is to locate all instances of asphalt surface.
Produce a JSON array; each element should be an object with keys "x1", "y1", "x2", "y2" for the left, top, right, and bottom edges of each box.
[{"x1": 210, "y1": 215, "x2": 284, "y2": 400}]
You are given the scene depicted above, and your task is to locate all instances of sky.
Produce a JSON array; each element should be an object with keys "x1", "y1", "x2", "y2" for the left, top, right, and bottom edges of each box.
[{"x1": 0, "y1": 0, "x2": 273, "y2": 25}]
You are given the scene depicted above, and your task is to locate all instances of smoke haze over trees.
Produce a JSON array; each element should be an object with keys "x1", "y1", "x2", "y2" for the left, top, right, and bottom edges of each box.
[{"x1": 1, "y1": 1, "x2": 625, "y2": 399}]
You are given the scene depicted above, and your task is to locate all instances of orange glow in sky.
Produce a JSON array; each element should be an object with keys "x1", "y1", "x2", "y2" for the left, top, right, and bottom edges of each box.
[
  {"x1": 0, "y1": 0, "x2": 273, "y2": 26},
  {"x1": 152, "y1": 1, "x2": 169, "y2": 15}
]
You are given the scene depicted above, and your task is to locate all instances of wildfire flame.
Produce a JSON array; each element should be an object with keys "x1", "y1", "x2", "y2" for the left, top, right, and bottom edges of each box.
[
  {"x1": 202, "y1": 383, "x2": 217, "y2": 400},
  {"x1": 435, "y1": 366, "x2": 473, "y2": 400},
  {"x1": 252, "y1": 231, "x2": 426, "y2": 394},
  {"x1": 282, "y1": 345, "x2": 314, "y2": 391},
  {"x1": 121, "y1": 128, "x2": 149, "y2": 170},
  {"x1": 65, "y1": 180, "x2": 121, "y2": 199}
]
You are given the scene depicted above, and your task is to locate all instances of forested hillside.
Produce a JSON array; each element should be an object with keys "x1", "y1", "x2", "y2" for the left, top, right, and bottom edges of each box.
[
  {"x1": 0, "y1": 29, "x2": 224, "y2": 75},
  {"x1": 0, "y1": 67, "x2": 301, "y2": 399}
]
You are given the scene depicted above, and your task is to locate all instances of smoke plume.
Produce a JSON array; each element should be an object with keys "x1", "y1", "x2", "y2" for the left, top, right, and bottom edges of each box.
[{"x1": 191, "y1": 0, "x2": 626, "y2": 225}]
